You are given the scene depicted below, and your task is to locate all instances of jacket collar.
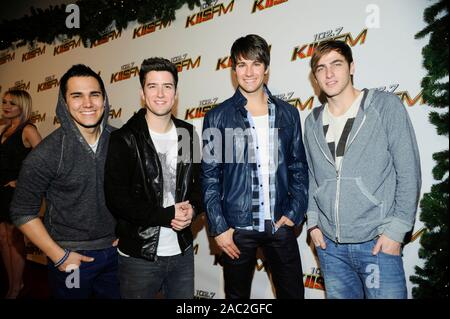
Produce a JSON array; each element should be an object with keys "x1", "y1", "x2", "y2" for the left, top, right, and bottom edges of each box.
[
  {"x1": 128, "y1": 108, "x2": 190, "y2": 159},
  {"x1": 231, "y1": 84, "x2": 276, "y2": 114},
  {"x1": 311, "y1": 88, "x2": 370, "y2": 163}
]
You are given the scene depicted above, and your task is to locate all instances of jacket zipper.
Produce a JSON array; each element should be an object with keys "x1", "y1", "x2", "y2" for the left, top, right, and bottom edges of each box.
[
  {"x1": 335, "y1": 163, "x2": 342, "y2": 244},
  {"x1": 313, "y1": 115, "x2": 366, "y2": 244},
  {"x1": 334, "y1": 115, "x2": 366, "y2": 243}
]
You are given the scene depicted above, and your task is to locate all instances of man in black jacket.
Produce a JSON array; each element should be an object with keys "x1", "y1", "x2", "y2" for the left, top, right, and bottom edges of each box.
[{"x1": 104, "y1": 57, "x2": 202, "y2": 299}]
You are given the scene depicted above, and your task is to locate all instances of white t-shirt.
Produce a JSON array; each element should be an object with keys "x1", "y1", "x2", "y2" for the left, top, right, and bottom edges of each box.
[
  {"x1": 149, "y1": 123, "x2": 181, "y2": 256},
  {"x1": 322, "y1": 92, "x2": 363, "y2": 170},
  {"x1": 252, "y1": 114, "x2": 271, "y2": 220},
  {"x1": 88, "y1": 138, "x2": 100, "y2": 153}
]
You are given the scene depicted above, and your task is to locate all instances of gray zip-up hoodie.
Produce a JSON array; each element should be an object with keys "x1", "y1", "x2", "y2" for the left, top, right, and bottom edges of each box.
[
  {"x1": 10, "y1": 88, "x2": 116, "y2": 251},
  {"x1": 304, "y1": 89, "x2": 421, "y2": 243}
]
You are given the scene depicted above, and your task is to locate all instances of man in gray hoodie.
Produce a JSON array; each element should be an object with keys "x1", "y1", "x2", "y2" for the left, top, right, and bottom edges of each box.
[
  {"x1": 304, "y1": 40, "x2": 421, "y2": 299},
  {"x1": 9, "y1": 64, "x2": 120, "y2": 299}
]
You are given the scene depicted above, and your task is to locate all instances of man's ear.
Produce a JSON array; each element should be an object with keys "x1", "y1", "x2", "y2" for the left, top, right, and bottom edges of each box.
[
  {"x1": 264, "y1": 65, "x2": 270, "y2": 75},
  {"x1": 140, "y1": 88, "x2": 145, "y2": 101},
  {"x1": 350, "y1": 61, "x2": 355, "y2": 76}
]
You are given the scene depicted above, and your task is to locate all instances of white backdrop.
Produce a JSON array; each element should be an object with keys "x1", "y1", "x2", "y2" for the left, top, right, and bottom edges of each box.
[{"x1": 0, "y1": 0, "x2": 445, "y2": 299}]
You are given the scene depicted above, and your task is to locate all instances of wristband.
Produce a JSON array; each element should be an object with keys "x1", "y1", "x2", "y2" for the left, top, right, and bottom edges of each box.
[{"x1": 54, "y1": 249, "x2": 70, "y2": 268}]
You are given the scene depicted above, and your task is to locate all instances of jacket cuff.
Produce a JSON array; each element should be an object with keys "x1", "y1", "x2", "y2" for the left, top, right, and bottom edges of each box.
[
  {"x1": 155, "y1": 205, "x2": 175, "y2": 227},
  {"x1": 306, "y1": 210, "x2": 319, "y2": 230},
  {"x1": 382, "y1": 217, "x2": 413, "y2": 243},
  {"x1": 207, "y1": 218, "x2": 229, "y2": 237}
]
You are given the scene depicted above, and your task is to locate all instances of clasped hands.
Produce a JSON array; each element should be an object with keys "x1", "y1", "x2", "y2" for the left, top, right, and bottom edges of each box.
[{"x1": 171, "y1": 200, "x2": 194, "y2": 231}]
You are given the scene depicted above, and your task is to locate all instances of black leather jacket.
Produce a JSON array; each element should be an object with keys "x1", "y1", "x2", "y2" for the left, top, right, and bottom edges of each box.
[
  {"x1": 105, "y1": 108, "x2": 202, "y2": 261},
  {"x1": 201, "y1": 86, "x2": 309, "y2": 236}
]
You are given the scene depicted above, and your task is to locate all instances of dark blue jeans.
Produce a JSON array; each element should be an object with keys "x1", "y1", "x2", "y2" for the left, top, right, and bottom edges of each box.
[
  {"x1": 118, "y1": 246, "x2": 194, "y2": 299},
  {"x1": 47, "y1": 246, "x2": 120, "y2": 299},
  {"x1": 223, "y1": 221, "x2": 304, "y2": 299},
  {"x1": 316, "y1": 236, "x2": 407, "y2": 299}
]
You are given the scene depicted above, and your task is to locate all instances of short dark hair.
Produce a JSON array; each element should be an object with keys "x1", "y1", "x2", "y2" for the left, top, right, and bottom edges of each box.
[
  {"x1": 60, "y1": 64, "x2": 106, "y2": 100},
  {"x1": 310, "y1": 40, "x2": 354, "y2": 73},
  {"x1": 230, "y1": 34, "x2": 270, "y2": 70},
  {"x1": 139, "y1": 57, "x2": 178, "y2": 89}
]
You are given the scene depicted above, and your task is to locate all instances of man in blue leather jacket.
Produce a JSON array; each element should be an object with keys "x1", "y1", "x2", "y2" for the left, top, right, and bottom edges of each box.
[{"x1": 201, "y1": 34, "x2": 308, "y2": 299}]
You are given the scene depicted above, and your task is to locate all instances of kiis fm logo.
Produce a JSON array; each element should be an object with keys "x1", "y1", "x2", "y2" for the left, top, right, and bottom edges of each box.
[
  {"x1": 0, "y1": 52, "x2": 15, "y2": 65},
  {"x1": 22, "y1": 45, "x2": 46, "y2": 62},
  {"x1": 186, "y1": 0, "x2": 234, "y2": 28},
  {"x1": 110, "y1": 63, "x2": 139, "y2": 84},
  {"x1": 109, "y1": 107, "x2": 122, "y2": 119},
  {"x1": 303, "y1": 267, "x2": 325, "y2": 291},
  {"x1": 275, "y1": 92, "x2": 315, "y2": 111},
  {"x1": 9, "y1": 80, "x2": 30, "y2": 91},
  {"x1": 31, "y1": 111, "x2": 46, "y2": 123},
  {"x1": 216, "y1": 56, "x2": 232, "y2": 70},
  {"x1": 91, "y1": 29, "x2": 122, "y2": 48},
  {"x1": 194, "y1": 290, "x2": 216, "y2": 299},
  {"x1": 133, "y1": 19, "x2": 172, "y2": 39},
  {"x1": 252, "y1": 0, "x2": 288, "y2": 13},
  {"x1": 184, "y1": 98, "x2": 219, "y2": 120},
  {"x1": 216, "y1": 45, "x2": 271, "y2": 71},
  {"x1": 291, "y1": 28, "x2": 368, "y2": 61},
  {"x1": 376, "y1": 84, "x2": 425, "y2": 107},
  {"x1": 37, "y1": 75, "x2": 59, "y2": 92},
  {"x1": 171, "y1": 54, "x2": 201, "y2": 72},
  {"x1": 54, "y1": 38, "x2": 82, "y2": 56}
]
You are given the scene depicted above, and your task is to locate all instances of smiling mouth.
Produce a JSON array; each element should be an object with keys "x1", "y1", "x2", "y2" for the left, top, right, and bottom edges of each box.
[{"x1": 326, "y1": 81, "x2": 337, "y2": 86}]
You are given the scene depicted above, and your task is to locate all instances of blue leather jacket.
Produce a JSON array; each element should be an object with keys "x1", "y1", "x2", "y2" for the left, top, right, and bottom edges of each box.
[{"x1": 201, "y1": 86, "x2": 308, "y2": 236}]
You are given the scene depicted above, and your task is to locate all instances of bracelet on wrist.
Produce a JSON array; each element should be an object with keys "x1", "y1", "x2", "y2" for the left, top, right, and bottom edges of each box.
[{"x1": 54, "y1": 249, "x2": 70, "y2": 268}]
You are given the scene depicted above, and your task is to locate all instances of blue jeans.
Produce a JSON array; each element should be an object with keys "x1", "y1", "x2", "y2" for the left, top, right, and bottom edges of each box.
[
  {"x1": 316, "y1": 236, "x2": 407, "y2": 299},
  {"x1": 47, "y1": 246, "x2": 120, "y2": 299},
  {"x1": 118, "y1": 246, "x2": 194, "y2": 299}
]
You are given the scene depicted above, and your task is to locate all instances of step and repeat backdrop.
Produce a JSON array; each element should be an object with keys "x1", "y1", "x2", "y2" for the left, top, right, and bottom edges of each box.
[{"x1": 0, "y1": 0, "x2": 445, "y2": 298}]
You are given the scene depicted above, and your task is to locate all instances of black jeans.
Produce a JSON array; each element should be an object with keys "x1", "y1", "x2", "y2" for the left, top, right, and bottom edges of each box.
[
  {"x1": 223, "y1": 220, "x2": 304, "y2": 299},
  {"x1": 118, "y1": 246, "x2": 194, "y2": 299}
]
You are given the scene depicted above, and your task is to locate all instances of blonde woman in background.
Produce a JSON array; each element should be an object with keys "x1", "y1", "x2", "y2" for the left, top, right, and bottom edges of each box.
[{"x1": 0, "y1": 90, "x2": 41, "y2": 299}]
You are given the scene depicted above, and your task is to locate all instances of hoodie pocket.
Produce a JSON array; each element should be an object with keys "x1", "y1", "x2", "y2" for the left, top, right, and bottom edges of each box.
[
  {"x1": 313, "y1": 179, "x2": 336, "y2": 225},
  {"x1": 338, "y1": 177, "x2": 383, "y2": 226}
]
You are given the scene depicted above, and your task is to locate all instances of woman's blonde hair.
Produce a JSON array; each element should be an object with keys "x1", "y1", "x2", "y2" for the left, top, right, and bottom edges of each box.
[{"x1": 3, "y1": 89, "x2": 33, "y2": 124}]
